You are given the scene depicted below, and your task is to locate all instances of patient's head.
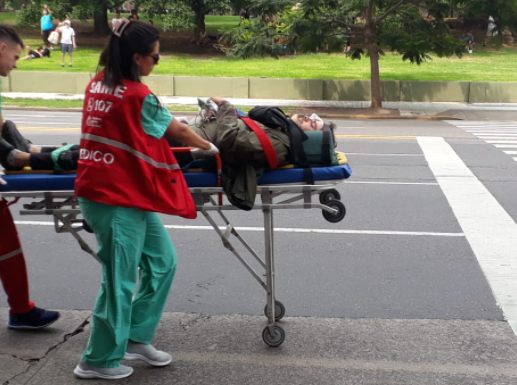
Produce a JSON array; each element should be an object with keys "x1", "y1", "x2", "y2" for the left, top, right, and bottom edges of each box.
[{"x1": 291, "y1": 113, "x2": 335, "y2": 132}]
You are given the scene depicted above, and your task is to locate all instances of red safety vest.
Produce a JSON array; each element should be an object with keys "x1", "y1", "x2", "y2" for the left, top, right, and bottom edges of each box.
[{"x1": 75, "y1": 72, "x2": 196, "y2": 218}]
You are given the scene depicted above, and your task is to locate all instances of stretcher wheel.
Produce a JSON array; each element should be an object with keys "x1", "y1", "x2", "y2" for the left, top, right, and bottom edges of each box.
[
  {"x1": 264, "y1": 300, "x2": 286, "y2": 321},
  {"x1": 319, "y1": 189, "x2": 341, "y2": 204},
  {"x1": 322, "y1": 200, "x2": 346, "y2": 223},
  {"x1": 83, "y1": 220, "x2": 93, "y2": 233},
  {"x1": 262, "y1": 325, "x2": 285, "y2": 347}
]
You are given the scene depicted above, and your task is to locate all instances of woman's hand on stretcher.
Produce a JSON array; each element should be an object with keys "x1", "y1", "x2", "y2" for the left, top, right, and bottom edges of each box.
[
  {"x1": 166, "y1": 117, "x2": 214, "y2": 151},
  {"x1": 0, "y1": 169, "x2": 6, "y2": 185},
  {"x1": 190, "y1": 142, "x2": 219, "y2": 159}
]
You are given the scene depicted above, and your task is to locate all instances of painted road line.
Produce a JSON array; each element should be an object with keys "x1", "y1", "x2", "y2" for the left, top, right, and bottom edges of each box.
[
  {"x1": 486, "y1": 140, "x2": 517, "y2": 144},
  {"x1": 505, "y1": 151, "x2": 517, "y2": 155},
  {"x1": 14, "y1": 220, "x2": 463, "y2": 237},
  {"x1": 347, "y1": 180, "x2": 438, "y2": 186},
  {"x1": 467, "y1": 129, "x2": 517, "y2": 131},
  {"x1": 477, "y1": 134, "x2": 517, "y2": 137},
  {"x1": 346, "y1": 152, "x2": 424, "y2": 157},
  {"x1": 494, "y1": 144, "x2": 517, "y2": 148},
  {"x1": 461, "y1": 124, "x2": 517, "y2": 126},
  {"x1": 335, "y1": 134, "x2": 415, "y2": 140},
  {"x1": 418, "y1": 136, "x2": 517, "y2": 335}
]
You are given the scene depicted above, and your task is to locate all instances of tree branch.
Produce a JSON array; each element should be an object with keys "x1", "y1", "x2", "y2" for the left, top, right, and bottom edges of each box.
[{"x1": 376, "y1": 0, "x2": 421, "y2": 23}]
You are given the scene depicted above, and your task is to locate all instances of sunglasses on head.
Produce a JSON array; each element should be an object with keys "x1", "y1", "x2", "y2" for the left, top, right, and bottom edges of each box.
[{"x1": 148, "y1": 53, "x2": 160, "y2": 64}]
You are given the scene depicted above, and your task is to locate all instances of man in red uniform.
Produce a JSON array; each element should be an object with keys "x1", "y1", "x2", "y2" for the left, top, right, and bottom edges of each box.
[{"x1": 0, "y1": 24, "x2": 59, "y2": 329}]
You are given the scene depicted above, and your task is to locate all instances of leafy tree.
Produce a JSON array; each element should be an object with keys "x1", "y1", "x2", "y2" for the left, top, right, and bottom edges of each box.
[
  {"x1": 227, "y1": 0, "x2": 466, "y2": 109},
  {"x1": 220, "y1": 17, "x2": 284, "y2": 57},
  {"x1": 456, "y1": 0, "x2": 517, "y2": 42}
]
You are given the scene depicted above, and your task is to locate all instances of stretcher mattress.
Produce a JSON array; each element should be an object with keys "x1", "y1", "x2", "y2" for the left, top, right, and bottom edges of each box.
[{"x1": 0, "y1": 163, "x2": 352, "y2": 192}]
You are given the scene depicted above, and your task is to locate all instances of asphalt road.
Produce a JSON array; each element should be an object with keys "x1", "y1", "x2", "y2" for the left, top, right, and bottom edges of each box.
[{"x1": 1, "y1": 109, "x2": 516, "y2": 325}]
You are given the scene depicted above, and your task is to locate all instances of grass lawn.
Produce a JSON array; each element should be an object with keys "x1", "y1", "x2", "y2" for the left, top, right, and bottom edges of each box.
[
  {"x1": 16, "y1": 42, "x2": 517, "y2": 82},
  {"x1": 4, "y1": 12, "x2": 515, "y2": 82}
]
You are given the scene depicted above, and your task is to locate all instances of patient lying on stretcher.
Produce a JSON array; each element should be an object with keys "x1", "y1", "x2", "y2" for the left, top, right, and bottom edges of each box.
[{"x1": 0, "y1": 99, "x2": 334, "y2": 172}]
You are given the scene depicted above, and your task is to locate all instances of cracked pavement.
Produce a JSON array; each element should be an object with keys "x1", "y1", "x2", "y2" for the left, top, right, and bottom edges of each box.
[{"x1": 2, "y1": 309, "x2": 517, "y2": 384}]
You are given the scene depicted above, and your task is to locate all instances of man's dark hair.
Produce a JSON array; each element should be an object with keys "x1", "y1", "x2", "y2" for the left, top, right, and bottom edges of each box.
[{"x1": 0, "y1": 24, "x2": 24, "y2": 48}]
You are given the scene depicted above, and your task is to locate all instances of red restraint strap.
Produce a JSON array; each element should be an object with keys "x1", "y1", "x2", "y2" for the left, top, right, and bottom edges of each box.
[{"x1": 240, "y1": 117, "x2": 279, "y2": 169}]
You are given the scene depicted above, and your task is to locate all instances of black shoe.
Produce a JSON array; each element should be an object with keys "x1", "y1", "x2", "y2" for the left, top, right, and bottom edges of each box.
[
  {"x1": 0, "y1": 136, "x2": 15, "y2": 169},
  {"x1": 8, "y1": 307, "x2": 60, "y2": 330},
  {"x1": 2, "y1": 120, "x2": 31, "y2": 152}
]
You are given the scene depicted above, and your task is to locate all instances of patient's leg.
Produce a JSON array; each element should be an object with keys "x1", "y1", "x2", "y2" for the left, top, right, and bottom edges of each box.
[
  {"x1": 0, "y1": 120, "x2": 55, "y2": 155},
  {"x1": 0, "y1": 137, "x2": 31, "y2": 169},
  {"x1": 0, "y1": 139, "x2": 77, "y2": 170}
]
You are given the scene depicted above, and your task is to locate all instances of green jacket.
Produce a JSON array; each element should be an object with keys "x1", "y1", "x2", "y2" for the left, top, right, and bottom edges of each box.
[{"x1": 191, "y1": 101, "x2": 291, "y2": 210}]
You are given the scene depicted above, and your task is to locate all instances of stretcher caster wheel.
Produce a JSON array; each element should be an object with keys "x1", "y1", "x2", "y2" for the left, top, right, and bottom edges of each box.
[
  {"x1": 322, "y1": 200, "x2": 346, "y2": 223},
  {"x1": 262, "y1": 325, "x2": 285, "y2": 347},
  {"x1": 83, "y1": 220, "x2": 93, "y2": 233},
  {"x1": 264, "y1": 300, "x2": 286, "y2": 321},
  {"x1": 319, "y1": 189, "x2": 341, "y2": 204}
]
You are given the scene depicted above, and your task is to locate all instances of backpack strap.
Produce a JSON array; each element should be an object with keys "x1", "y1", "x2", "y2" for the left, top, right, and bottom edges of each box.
[
  {"x1": 320, "y1": 131, "x2": 331, "y2": 165},
  {"x1": 240, "y1": 116, "x2": 279, "y2": 169}
]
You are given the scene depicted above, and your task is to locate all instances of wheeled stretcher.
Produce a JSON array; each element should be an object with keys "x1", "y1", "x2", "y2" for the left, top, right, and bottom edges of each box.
[{"x1": 0, "y1": 156, "x2": 351, "y2": 347}]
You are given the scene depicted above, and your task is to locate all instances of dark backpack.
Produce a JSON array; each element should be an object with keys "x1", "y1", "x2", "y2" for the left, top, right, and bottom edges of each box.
[
  {"x1": 248, "y1": 106, "x2": 338, "y2": 168},
  {"x1": 248, "y1": 106, "x2": 310, "y2": 167}
]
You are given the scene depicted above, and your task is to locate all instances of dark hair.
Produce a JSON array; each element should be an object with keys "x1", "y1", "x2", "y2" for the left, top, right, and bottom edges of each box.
[
  {"x1": 99, "y1": 20, "x2": 159, "y2": 87},
  {"x1": 0, "y1": 24, "x2": 24, "y2": 49}
]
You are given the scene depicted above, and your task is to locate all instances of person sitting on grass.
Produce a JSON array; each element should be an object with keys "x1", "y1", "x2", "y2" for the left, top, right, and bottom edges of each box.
[{"x1": 459, "y1": 31, "x2": 475, "y2": 54}]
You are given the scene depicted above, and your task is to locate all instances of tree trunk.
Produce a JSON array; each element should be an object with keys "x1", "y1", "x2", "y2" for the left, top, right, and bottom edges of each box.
[
  {"x1": 93, "y1": 0, "x2": 111, "y2": 36},
  {"x1": 365, "y1": 2, "x2": 382, "y2": 109},
  {"x1": 191, "y1": 0, "x2": 206, "y2": 42}
]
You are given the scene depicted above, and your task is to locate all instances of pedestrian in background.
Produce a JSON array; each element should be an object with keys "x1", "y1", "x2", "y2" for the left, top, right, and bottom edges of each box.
[
  {"x1": 111, "y1": 9, "x2": 124, "y2": 31},
  {"x1": 485, "y1": 15, "x2": 498, "y2": 46},
  {"x1": 40, "y1": 5, "x2": 54, "y2": 45},
  {"x1": 58, "y1": 19, "x2": 76, "y2": 67}
]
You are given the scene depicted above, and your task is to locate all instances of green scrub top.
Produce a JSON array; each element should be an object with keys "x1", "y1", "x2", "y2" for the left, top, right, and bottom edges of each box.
[{"x1": 141, "y1": 94, "x2": 173, "y2": 139}]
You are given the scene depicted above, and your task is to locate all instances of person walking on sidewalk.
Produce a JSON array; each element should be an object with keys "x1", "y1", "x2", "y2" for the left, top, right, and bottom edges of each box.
[
  {"x1": 58, "y1": 19, "x2": 76, "y2": 67},
  {"x1": 73, "y1": 20, "x2": 218, "y2": 380},
  {"x1": 0, "y1": 24, "x2": 60, "y2": 330}
]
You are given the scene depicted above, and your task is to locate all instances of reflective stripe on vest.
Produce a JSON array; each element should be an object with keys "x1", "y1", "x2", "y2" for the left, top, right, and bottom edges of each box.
[
  {"x1": 81, "y1": 133, "x2": 180, "y2": 171},
  {"x1": 0, "y1": 248, "x2": 22, "y2": 262}
]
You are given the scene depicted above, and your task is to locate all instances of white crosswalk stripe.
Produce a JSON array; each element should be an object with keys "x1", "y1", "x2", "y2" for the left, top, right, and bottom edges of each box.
[{"x1": 447, "y1": 121, "x2": 517, "y2": 162}]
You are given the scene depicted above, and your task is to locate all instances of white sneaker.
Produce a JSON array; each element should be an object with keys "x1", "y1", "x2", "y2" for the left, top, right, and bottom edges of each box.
[
  {"x1": 124, "y1": 341, "x2": 172, "y2": 367},
  {"x1": 73, "y1": 361, "x2": 133, "y2": 380}
]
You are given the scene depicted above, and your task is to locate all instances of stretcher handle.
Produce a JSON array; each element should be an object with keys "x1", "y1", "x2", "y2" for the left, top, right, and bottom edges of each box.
[{"x1": 169, "y1": 146, "x2": 192, "y2": 153}]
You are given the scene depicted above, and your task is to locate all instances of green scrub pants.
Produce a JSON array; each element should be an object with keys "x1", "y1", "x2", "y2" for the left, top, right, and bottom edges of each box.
[{"x1": 79, "y1": 198, "x2": 176, "y2": 368}]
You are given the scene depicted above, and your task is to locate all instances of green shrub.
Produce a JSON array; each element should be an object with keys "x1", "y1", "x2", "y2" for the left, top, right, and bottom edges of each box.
[{"x1": 220, "y1": 18, "x2": 284, "y2": 58}]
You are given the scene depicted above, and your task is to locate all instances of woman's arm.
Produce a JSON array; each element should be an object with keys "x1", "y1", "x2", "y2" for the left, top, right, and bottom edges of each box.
[{"x1": 166, "y1": 118, "x2": 212, "y2": 150}]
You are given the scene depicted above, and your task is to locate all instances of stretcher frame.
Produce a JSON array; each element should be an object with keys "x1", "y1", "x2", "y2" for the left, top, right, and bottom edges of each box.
[{"x1": 0, "y1": 179, "x2": 346, "y2": 347}]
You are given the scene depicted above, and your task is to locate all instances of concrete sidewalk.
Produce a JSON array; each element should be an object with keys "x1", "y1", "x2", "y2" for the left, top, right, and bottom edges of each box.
[
  {"x1": 4, "y1": 92, "x2": 517, "y2": 120},
  {"x1": 2, "y1": 308, "x2": 517, "y2": 385}
]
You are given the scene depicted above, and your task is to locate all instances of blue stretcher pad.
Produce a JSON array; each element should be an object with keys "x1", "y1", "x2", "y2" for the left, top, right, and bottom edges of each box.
[{"x1": 0, "y1": 164, "x2": 352, "y2": 192}]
